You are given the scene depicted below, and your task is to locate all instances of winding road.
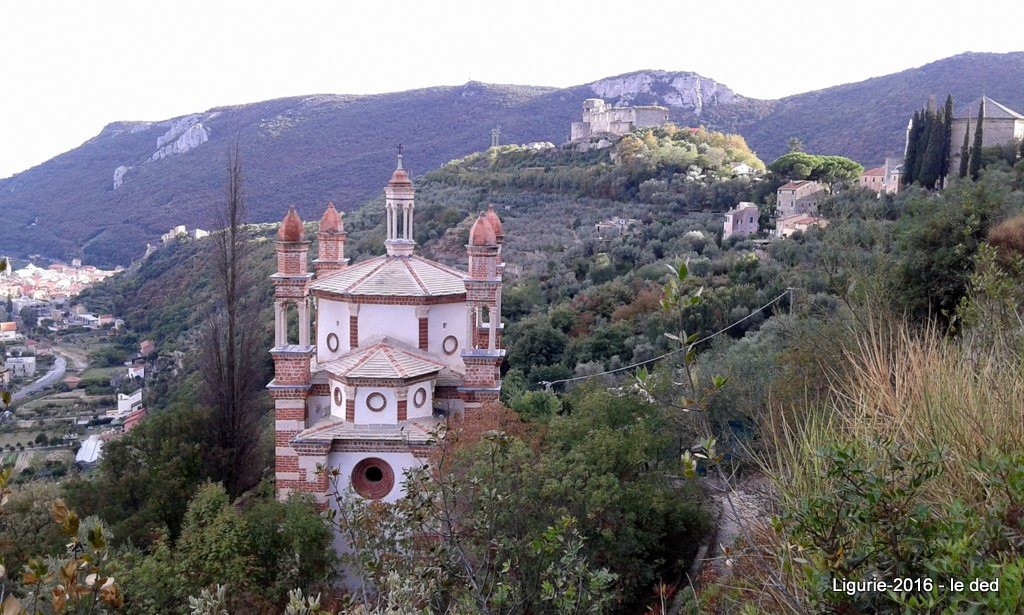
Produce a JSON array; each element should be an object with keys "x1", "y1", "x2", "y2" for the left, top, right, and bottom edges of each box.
[{"x1": 12, "y1": 354, "x2": 67, "y2": 401}]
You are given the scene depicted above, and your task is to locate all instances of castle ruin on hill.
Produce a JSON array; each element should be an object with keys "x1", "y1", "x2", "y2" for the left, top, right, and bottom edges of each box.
[{"x1": 569, "y1": 98, "x2": 669, "y2": 142}]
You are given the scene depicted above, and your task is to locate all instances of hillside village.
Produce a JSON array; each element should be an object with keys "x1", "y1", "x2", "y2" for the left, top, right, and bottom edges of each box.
[{"x1": 2, "y1": 49, "x2": 1024, "y2": 614}]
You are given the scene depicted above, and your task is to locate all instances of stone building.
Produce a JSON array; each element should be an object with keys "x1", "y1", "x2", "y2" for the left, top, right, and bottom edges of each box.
[
  {"x1": 776, "y1": 180, "x2": 826, "y2": 217},
  {"x1": 949, "y1": 97, "x2": 1024, "y2": 174},
  {"x1": 569, "y1": 98, "x2": 669, "y2": 142},
  {"x1": 859, "y1": 158, "x2": 901, "y2": 195},
  {"x1": 776, "y1": 214, "x2": 828, "y2": 238},
  {"x1": 723, "y1": 202, "x2": 760, "y2": 240},
  {"x1": 270, "y1": 155, "x2": 505, "y2": 510}
]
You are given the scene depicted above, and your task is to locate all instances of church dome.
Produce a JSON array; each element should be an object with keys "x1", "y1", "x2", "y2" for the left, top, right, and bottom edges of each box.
[
  {"x1": 277, "y1": 206, "x2": 305, "y2": 242},
  {"x1": 485, "y1": 204, "x2": 503, "y2": 242},
  {"x1": 388, "y1": 167, "x2": 412, "y2": 187},
  {"x1": 469, "y1": 212, "x2": 497, "y2": 246},
  {"x1": 319, "y1": 202, "x2": 344, "y2": 233}
]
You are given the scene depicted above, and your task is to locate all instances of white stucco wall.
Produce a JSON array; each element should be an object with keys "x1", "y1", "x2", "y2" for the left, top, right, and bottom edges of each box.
[
  {"x1": 359, "y1": 304, "x2": 418, "y2": 346},
  {"x1": 326, "y1": 450, "x2": 423, "y2": 504},
  {"x1": 326, "y1": 450, "x2": 426, "y2": 559},
  {"x1": 307, "y1": 394, "x2": 331, "y2": 422},
  {"x1": 316, "y1": 298, "x2": 350, "y2": 361},
  {"x1": 424, "y1": 302, "x2": 467, "y2": 372},
  {"x1": 406, "y1": 382, "x2": 434, "y2": 420},
  {"x1": 354, "y1": 386, "x2": 397, "y2": 424}
]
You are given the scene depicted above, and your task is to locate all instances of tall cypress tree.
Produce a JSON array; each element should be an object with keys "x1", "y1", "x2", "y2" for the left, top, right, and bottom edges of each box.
[
  {"x1": 903, "y1": 110, "x2": 922, "y2": 185},
  {"x1": 920, "y1": 109, "x2": 946, "y2": 189},
  {"x1": 940, "y1": 95, "x2": 954, "y2": 183},
  {"x1": 912, "y1": 110, "x2": 933, "y2": 183},
  {"x1": 969, "y1": 99, "x2": 985, "y2": 180},
  {"x1": 959, "y1": 118, "x2": 971, "y2": 179}
]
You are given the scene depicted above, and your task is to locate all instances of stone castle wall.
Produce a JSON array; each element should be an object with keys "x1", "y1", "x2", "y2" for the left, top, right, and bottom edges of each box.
[{"x1": 570, "y1": 99, "x2": 669, "y2": 142}]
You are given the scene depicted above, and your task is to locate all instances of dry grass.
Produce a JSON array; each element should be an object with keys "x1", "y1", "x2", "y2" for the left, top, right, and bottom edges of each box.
[
  {"x1": 760, "y1": 319, "x2": 1024, "y2": 507},
  {"x1": 712, "y1": 319, "x2": 1024, "y2": 612},
  {"x1": 988, "y1": 213, "x2": 1024, "y2": 264},
  {"x1": 831, "y1": 321, "x2": 1024, "y2": 503}
]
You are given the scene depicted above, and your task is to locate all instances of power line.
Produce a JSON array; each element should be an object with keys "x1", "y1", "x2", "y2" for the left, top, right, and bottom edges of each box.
[{"x1": 537, "y1": 289, "x2": 793, "y2": 390}]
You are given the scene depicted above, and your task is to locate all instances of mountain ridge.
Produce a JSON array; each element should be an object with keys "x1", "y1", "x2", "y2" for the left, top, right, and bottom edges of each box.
[{"x1": 3, "y1": 51, "x2": 1023, "y2": 265}]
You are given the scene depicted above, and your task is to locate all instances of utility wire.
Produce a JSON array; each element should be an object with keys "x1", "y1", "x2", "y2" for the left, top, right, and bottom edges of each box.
[{"x1": 537, "y1": 288, "x2": 794, "y2": 390}]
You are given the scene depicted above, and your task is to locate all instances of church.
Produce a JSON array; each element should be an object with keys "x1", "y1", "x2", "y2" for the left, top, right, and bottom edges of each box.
[{"x1": 268, "y1": 153, "x2": 505, "y2": 506}]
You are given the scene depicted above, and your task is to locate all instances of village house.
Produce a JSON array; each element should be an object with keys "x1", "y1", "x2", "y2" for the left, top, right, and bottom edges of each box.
[
  {"x1": 127, "y1": 363, "x2": 145, "y2": 380},
  {"x1": 594, "y1": 217, "x2": 638, "y2": 238},
  {"x1": 109, "y1": 388, "x2": 144, "y2": 419},
  {"x1": 139, "y1": 339, "x2": 156, "y2": 357},
  {"x1": 5, "y1": 355, "x2": 36, "y2": 378},
  {"x1": 776, "y1": 214, "x2": 829, "y2": 238},
  {"x1": 860, "y1": 167, "x2": 885, "y2": 192},
  {"x1": 271, "y1": 154, "x2": 505, "y2": 512},
  {"x1": 723, "y1": 202, "x2": 760, "y2": 240},
  {"x1": 731, "y1": 162, "x2": 753, "y2": 176},
  {"x1": 161, "y1": 225, "x2": 210, "y2": 245},
  {"x1": 859, "y1": 158, "x2": 902, "y2": 195},
  {"x1": 776, "y1": 180, "x2": 827, "y2": 217},
  {"x1": 0, "y1": 322, "x2": 19, "y2": 342},
  {"x1": 123, "y1": 407, "x2": 147, "y2": 432}
]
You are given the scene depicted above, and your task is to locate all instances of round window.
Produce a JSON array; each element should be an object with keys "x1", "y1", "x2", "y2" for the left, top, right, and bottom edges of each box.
[
  {"x1": 333, "y1": 387, "x2": 343, "y2": 406},
  {"x1": 367, "y1": 392, "x2": 387, "y2": 412},
  {"x1": 442, "y1": 335, "x2": 459, "y2": 355},
  {"x1": 326, "y1": 332, "x2": 339, "y2": 352},
  {"x1": 413, "y1": 387, "x2": 427, "y2": 408},
  {"x1": 351, "y1": 457, "x2": 395, "y2": 500}
]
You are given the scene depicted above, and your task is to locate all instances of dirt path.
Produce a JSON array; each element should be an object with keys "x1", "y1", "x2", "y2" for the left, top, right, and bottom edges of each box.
[{"x1": 51, "y1": 344, "x2": 89, "y2": 371}]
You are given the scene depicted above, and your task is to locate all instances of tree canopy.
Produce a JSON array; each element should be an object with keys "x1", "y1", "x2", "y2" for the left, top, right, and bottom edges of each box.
[{"x1": 768, "y1": 152, "x2": 863, "y2": 186}]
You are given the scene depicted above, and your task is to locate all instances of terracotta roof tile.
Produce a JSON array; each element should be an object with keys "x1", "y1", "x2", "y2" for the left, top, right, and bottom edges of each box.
[
  {"x1": 311, "y1": 255, "x2": 467, "y2": 297},
  {"x1": 320, "y1": 336, "x2": 446, "y2": 380}
]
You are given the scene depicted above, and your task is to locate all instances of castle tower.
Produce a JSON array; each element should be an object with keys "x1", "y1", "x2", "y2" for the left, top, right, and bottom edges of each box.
[
  {"x1": 461, "y1": 211, "x2": 505, "y2": 407},
  {"x1": 268, "y1": 206, "x2": 319, "y2": 499},
  {"x1": 313, "y1": 202, "x2": 349, "y2": 277},
  {"x1": 383, "y1": 153, "x2": 416, "y2": 257}
]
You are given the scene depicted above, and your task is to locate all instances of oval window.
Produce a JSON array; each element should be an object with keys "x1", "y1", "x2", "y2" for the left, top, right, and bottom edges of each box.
[
  {"x1": 326, "y1": 332, "x2": 339, "y2": 352},
  {"x1": 413, "y1": 387, "x2": 427, "y2": 408},
  {"x1": 442, "y1": 335, "x2": 459, "y2": 355},
  {"x1": 333, "y1": 387, "x2": 343, "y2": 407},
  {"x1": 367, "y1": 392, "x2": 387, "y2": 412},
  {"x1": 351, "y1": 457, "x2": 395, "y2": 500}
]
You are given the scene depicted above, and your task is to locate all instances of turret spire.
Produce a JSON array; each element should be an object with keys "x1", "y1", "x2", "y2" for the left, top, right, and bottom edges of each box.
[{"x1": 384, "y1": 150, "x2": 416, "y2": 257}]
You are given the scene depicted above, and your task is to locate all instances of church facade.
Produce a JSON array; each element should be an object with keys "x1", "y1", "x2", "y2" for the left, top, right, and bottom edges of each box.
[
  {"x1": 948, "y1": 96, "x2": 1024, "y2": 174},
  {"x1": 268, "y1": 155, "x2": 505, "y2": 506}
]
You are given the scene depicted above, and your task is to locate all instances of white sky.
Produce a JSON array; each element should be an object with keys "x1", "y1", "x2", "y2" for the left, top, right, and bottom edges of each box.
[{"x1": 2, "y1": 0, "x2": 1022, "y2": 178}]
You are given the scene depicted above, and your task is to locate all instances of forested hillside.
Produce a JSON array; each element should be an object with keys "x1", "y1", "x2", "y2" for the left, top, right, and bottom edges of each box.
[{"x1": 6, "y1": 128, "x2": 1024, "y2": 612}]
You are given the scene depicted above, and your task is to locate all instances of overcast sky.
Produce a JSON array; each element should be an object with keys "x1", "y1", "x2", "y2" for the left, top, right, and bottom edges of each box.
[{"x1": 2, "y1": 0, "x2": 1022, "y2": 178}]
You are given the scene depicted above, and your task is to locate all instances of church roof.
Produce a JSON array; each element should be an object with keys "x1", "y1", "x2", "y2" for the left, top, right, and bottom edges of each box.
[
  {"x1": 954, "y1": 97, "x2": 1024, "y2": 121},
  {"x1": 310, "y1": 254, "x2": 467, "y2": 297},
  {"x1": 320, "y1": 336, "x2": 446, "y2": 381},
  {"x1": 293, "y1": 415, "x2": 442, "y2": 445}
]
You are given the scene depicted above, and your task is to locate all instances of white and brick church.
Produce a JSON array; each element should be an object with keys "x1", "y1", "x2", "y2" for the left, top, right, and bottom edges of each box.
[{"x1": 268, "y1": 154, "x2": 505, "y2": 505}]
